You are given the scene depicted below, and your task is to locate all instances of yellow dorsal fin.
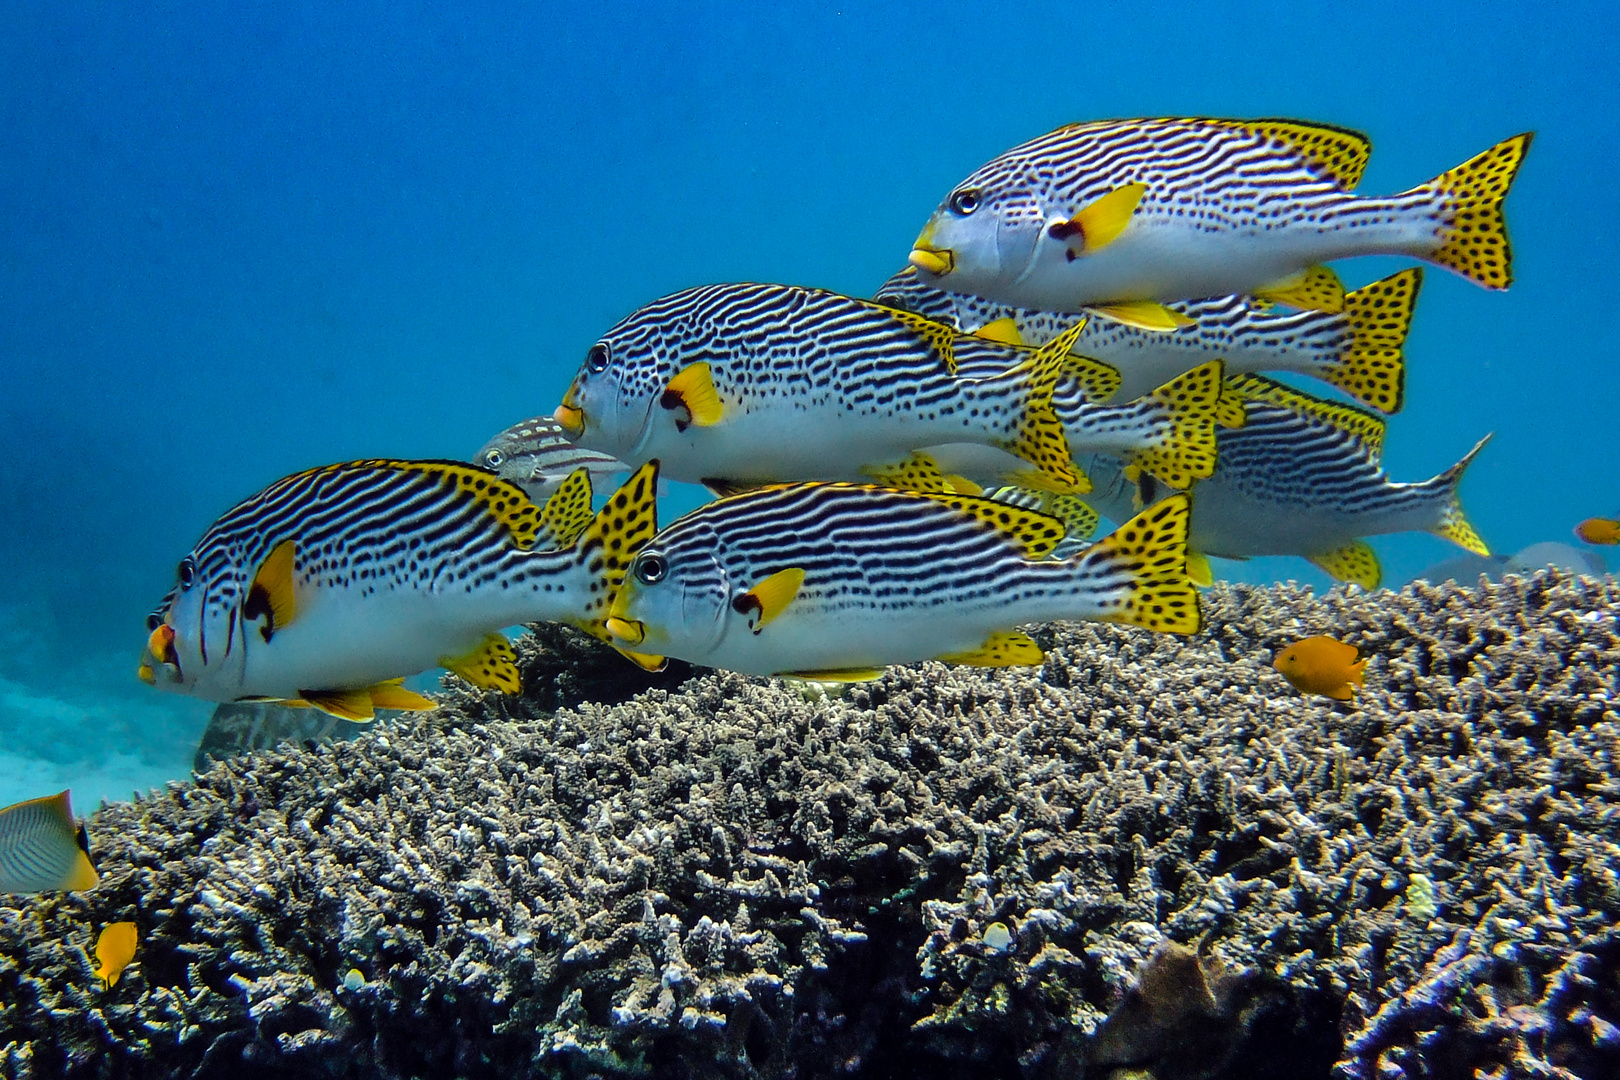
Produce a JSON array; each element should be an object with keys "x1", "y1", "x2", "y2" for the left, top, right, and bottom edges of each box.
[
  {"x1": 366, "y1": 679, "x2": 438, "y2": 712},
  {"x1": 1307, "y1": 540, "x2": 1382, "y2": 590},
  {"x1": 1255, "y1": 264, "x2": 1346, "y2": 313},
  {"x1": 535, "y1": 468, "x2": 594, "y2": 550},
  {"x1": 297, "y1": 688, "x2": 377, "y2": 723},
  {"x1": 872, "y1": 304, "x2": 961, "y2": 374},
  {"x1": 1003, "y1": 321, "x2": 1091, "y2": 494},
  {"x1": 974, "y1": 317, "x2": 1023, "y2": 346},
  {"x1": 937, "y1": 630, "x2": 1045, "y2": 668},
  {"x1": 734, "y1": 568, "x2": 805, "y2": 633},
  {"x1": 912, "y1": 491, "x2": 1068, "y2": 559},
  {"x1": 1088, "y1": 300, "x2": 1195, "y2": 332},
  {"x1": 1041, "y1": 492, "x2": 1100, "y2": 542},
  {"x1": 439, "y1": 633, "x2": 521, "y2": 694},
  {"x1": 1225, "y1": 374, "x2": 1386, "y2": 461},
  {"x1": 861, "y1": 451, "x2": 955, "y2": 493},
  {"x1": 1056, "y1": 182, "x2": 1147, "y2": 253},
  {"x1": 1208, "y1": 118, "x2": 1372, "y2": 189},
  {"x1": 613, "y1": 647, "x2": 668, "y2": 672},
  {"x1": 662, "y1": 362, "x2": 724, "y2": 429},
  {"x1": 1076, "y1": 493, "x2": 1201, "y2": 635},
  {"x1": 572, "y1": 462, "x2": 661, "y2": 641},
  {"x1": 1186, "y1": 550, "x2": 1214, "y2": 588},
  {"x1": 243, "y1": 539, "x2": 298, "y2": 641},
  {"x1": 1215, "y1": 382, "x2": 1248, "y2": 429},
  {"x1": 1061, "y1": 353, "x2": 1124, "y2": 403},
  {"x1": 1124, "y1": 360, "x2": 1224, "y2": 490},
  {"x1": 1416, "y1": 133, "x2": 1532, "y2": 291},
  {"x1": 782, "y1": 667, "x2": 884, "y2": 683},
  {"x1": 1327, "y1": 268, "x2": 1421, "y2": 414}
]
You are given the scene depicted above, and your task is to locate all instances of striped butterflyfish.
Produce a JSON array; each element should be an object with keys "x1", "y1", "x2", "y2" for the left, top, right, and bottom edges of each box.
[
  {"x1": 554, "y1": 283, "x2": 1091, "y2": 495},
  {"x1": 1080, "y1": 376, "x2": 1491, "y2": 590},
  {"x1": 474, "y1": 415, "x2": 629, "y2": 502},
  {"x1": 0, "y1": 790, "x2": 99, "y2": 894},
  {"x1": 601, "y1": 483, "x2": 1199, "y2": 679},
  {"x1": 908, "y1": 117, "x2": 1529, "y2": 313},
  {"x1": 138, "y1": 460, "x2": 659, "y2": 721},
  {"x1": 874, "y1": 265, "x2": 1419, "y2": 416}
]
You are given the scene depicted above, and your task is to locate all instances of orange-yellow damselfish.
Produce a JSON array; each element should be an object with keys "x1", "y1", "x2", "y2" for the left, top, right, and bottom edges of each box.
[{"x1": 1272, "y1": 636, "x2": 1366, "y2": 700}]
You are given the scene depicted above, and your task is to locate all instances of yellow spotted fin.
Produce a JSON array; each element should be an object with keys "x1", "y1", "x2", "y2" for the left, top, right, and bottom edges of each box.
[
  {"x1": 1207, "y1": 119, "x2": 1372, "y2": 189},
  {"x1": 662, "y1": 362, "x2": 724, "y2": 430},
  {"x1": 1041, "y1": 491, "x2": 1100, "y2": 542},
  {"x1": 243, "y1": 539, "x2": 298, "y2": 642},
  {"x1": 938, "y1": 630, "x2": 1044, "y2": 667},
  {"x1": 1323, "y1": 269, "x2": 1421, "y2": 415},
  {"x1": 1061, "y1": 352, "x2": 1125, "y2": 403},
  {"x1": 1048, "y1": 182, "x2": 1147, "y2": 254},
  {"x1": 876, "y1": 304, "x2": 963, "y2": 374},
  {"x1": 1255, "y1": 264, "x2": 1346, "y2": 313},
  {"x1": 1225, "y1": 374, "x2": 1385, "y2": 461},
  {"x1": 1429, "y1": 434, "x2": 1492, "y2": 556},
  {"x1": 974, "y1": 316, "x2": 1023, "y2": 346},
  {"x1": 439, "y1": 632, "x2": 521, "y2": 694},
  {"x1": 0, "y1": 790, "x2": 100, "y2": 894},
  {"x1": 534, "y1": 468, "x2": 595, "y2": 550},
  {"x1": 862, "y1": 452, "x2": 982, "y2": 496},
  {"x1": 1307, "y1": 540, "x2": 1382, "y2": 590},
  {"x1": 1214, "y1": 380, "x2": 1248, "y2": 429},
  {"x1": 1122, "y1": 360, "x2": 1224, "y2": 490},
  {"x1": 735, "y1": 568, "x2": 805, "y2": 633},
  {"x1": 1088, "y1": 300, "x2": 1194, "y2": 332},
  {"x1": 94, "y1": 922, "x2": 138, "y2": 990},
  {"x1": 912, "y1": 491, "x2": 1068, "y2": 559},
  {"x1": 1003, "y1": 321, "x2": 1091, "y2": 494},
  {"x1": 1410, "y1": 133, "x2": 1532, "y2": 290},
  {"x1": 572, "y1": 462, "x2": 662, "y2": 641},
  {"x1": 1078, "y1": 493, "x2": 1201, "y2": 635}
]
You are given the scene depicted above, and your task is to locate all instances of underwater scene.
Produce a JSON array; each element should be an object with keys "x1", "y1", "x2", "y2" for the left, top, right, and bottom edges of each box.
[{"x1": 3, "y1": 1, "x2": 1619, "y2": 1077}]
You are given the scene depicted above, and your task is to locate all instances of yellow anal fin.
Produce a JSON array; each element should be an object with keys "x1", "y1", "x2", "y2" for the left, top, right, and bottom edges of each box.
[
  {"x1": 367, "y1": 679, "x2": 438, "y2": 712},
  {"x1": 1209, "y1": 118, "x2": 1372, "y2": 189},
  {"x1": 573, "y1": 462, "x2": 661, "y2": 640},
  {"x1": 1061, "y1": 353, "x2": 1124, "y2": 403},
  {"x1": 782, "y1": 667, "x2": 884, "y2": 683},
  {"x1": 1089, "y1": 300, "x2": 1194, "y2": 332},
  {"x1": 440, "y1": 632, "x2": 521, "y2": 694},
  {"x1": 1186, "y1": 550, "x2": 1214, "y2": 588},
  {"x1": 1307, "y1": 540, "x2": 1382, "y2": 590},
  {"x1": 1078, "y1": 493, "x2": 1201, "y2": 635},
  {"x1": 937, "y1": 630, "x2": 1044, "y2": 667},
  {"x1": 1049, "y1": 182, "x2": 1147, "y2": 254},
  {"x1": 661, "y1": 362, "x2": 724, "y2": 430},
  {"x1": 1431, "y1": 434, "x2": 1492, "y2": 556},
  {"x1": 297, "y1": 688, "x2": 377, "y2": 723},
  {"x1": 1125, "y1": 360, "x2": 1224, "y2": 490},
  {"x1": 535, "y1": 468, "x2": 594, "y2": 550},
  {"x1": 735, "y1": 568, "x2": 805, "y2": 633},
  {"x1": 1326, "y1": 268, "x2": 1421, "y2": 415},
  {"x1": 914, "y1": 491, "x2": 1068, "y2": 559},
  {"x1": 1005, "y1": 320, "x2": 1091, "y2": 494},
  {"x1": 243, "y1": 539, "x2": 298, "y2": 642},
  {"x1": 1225, "y1": 374, "x2": 1385, "y2": 460},
  {"x1": 973, "y1": 317, "x2": 1023, "y2": 347},
  {"x1": 1255, "y1": 264, "x2": 1346, "y2": 313},
  {"x1": 862, "y1": 452, "x2": 955, "y2": 493},
  {"x1": 1417, "y1": 132, "x2": 1532, "y2": 291},
  {"x1": 614, "y1": 647, "x2": 668, "y2": 672}
]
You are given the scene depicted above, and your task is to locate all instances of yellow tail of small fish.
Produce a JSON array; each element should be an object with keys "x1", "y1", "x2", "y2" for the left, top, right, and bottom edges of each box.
[
  {"x1": 1073, "y1": 493, "x2": 1201, "y2": 635},
  {"x1": 1416, "y1": 133, "x2": 1532, "y2": 290},
  {"x1": 1124, "y1": 360, "x2": 1224, "y2": 491},
  {"x1": 1324, "y1": 268, "x2": 1421, "y2": 415}
]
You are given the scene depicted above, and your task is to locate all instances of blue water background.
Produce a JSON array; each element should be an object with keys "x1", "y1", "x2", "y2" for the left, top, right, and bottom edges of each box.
[{"x1": 1, "y1": 1, "x2": 1614, "y2": 805}]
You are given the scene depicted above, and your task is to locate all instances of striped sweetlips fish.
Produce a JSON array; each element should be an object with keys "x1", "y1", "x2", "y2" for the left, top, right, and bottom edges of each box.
[
  {"x1": 908, "y1": 117, "x2": 1530, "y2": 313},
  {"x1": 874, "y1": 264, "x2": 1420, "y2": 416},
  {"x1": 138, "y1": 460, "x2": 659, "y2": 721},
  {"x1": 474, "y1": 415, "x2": 628, "y2": 502},
  {"x1": 553, "y1": 282, "x2": 1091, "y2": 495},
  {"x1": 1079, "y1": 376, "x2": 1490, "y2": 590},
  {"x1": 600, "y1": 483, "x2": 1199, "y2": 679}
]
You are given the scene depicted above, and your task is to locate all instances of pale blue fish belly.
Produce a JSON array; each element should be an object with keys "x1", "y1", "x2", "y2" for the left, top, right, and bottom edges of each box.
[
  {"x1": 910, "y1": 117, "x2": 1528, "y2": 311},
  {"x1": 555, "y1": 283, "x2": 1083, "y2": 492},
  {"x1": 605, "y1": 482, "x2": 1197, "y2": 677},
  {"x1": 874, "y1": 265, "x2": 1417, "y2": 414},
  {"x1": 475, "y1": 416, "x2": 628, "y2": 502}
]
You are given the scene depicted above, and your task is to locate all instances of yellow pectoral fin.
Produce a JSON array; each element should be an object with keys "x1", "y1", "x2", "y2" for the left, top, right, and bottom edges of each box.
[
  {"x1": 366, "y1": 679, "x2": 438, "y2": 712},
  {"x1": 1089, "y1": 300, "x2": 1194, "y2": 332},
  {"x1": 663, "y1": 362, "x2": 724, "y2": 429},
  {"x1": 736, "y1": 567, "x2": 805, "y2": 633},
  {"x1": 297, "y1": 688, "x2": 377, "y2": 723},
  {"x1": 244, "y1": 539, "x2": 298, "y2": 640},
  {"x1": 1254, "y1": 264, "x2": 1346, "y2": 313},
  {"x1": 1186, "y1": 551, "x2": 1214, "y2": 588},
  {"x1": 613, "y1": 647, "x2": 668, "y2": 672},
  {"x1": 439, "y1": 633, "x2": 522, "y2": 694},
  {"x1": 937, "y1": 630, "x2": 1045, "y2": 668},
  {"x1": 974, "y1": 317, "x2": 1024, "y2": 346},
  {"x1": 782, "y1": 667, "x2": 884, "y2": 683},
  {"x1": 1060, "y1": 182, "x2": 1147, "y2": 254}
]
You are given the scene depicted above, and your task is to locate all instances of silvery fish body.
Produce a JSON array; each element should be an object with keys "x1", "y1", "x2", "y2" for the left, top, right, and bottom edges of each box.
[
  {"x1": 140, "y1": 460, "x2": 655, "y2": 710},
  {"x1": 909, "y1": 117, "x2": 1529, "y2": 311},
  {"x1": 604, "y1": 482, "x2": 1198, "y2": 678},
  {"x1": 875, "y1": 265, "x2": 1418, "y2": 414},
  {"x1": 474, "y1": 416, "x2": 628, "y2": 501}
]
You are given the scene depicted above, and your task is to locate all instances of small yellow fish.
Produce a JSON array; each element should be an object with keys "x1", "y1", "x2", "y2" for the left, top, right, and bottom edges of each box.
[
  {"x1": 1272, "y1": 636, "x2": 1365, "y2": 700},
  {"x1": 94, "y1": 921, "x2": 138, "y2": 989},
  {"x1": 1575, "y1": 518, "x2": 1620, "y2": 545}
]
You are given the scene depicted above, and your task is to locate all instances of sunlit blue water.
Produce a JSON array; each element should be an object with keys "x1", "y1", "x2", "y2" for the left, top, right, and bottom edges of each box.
[{"x1": 0, "y1": 1, "x2": 1614, "y2": 805}]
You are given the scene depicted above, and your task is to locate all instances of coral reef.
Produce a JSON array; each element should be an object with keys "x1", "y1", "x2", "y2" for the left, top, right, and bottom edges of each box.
[{"x1": 2, "y1": 572, "x2": 1618, "y2": 1079}]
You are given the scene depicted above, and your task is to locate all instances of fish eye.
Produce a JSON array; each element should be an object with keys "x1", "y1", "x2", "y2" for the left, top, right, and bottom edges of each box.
[
  {"x1": 177, "y1": 558, "x2": 196, "y2": 589},
  {"x1": 586, "y1": 344, "x2": 610, "y2": 374},
  {"x1": 146, "y1": 613, "x2": 162, "y2": 632},
  {"x1": 633, "y1": 552, "x2": 667, "y2": 585},
  {"x1": 484, "y1": 449, "x2": 504, "y2": 468},
  {"x1": 948, "y1": 188, "x2": 981, "y2": 216}
]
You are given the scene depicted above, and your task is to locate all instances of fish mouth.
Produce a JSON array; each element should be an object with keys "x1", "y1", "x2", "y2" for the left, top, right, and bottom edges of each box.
[
  {"x1": 553, "y1": 403, "x2": 585, "y2": 438},
  {"x1": 142, "y1": 623, "x2": 181, "y2": 684},
  {"x1": 605, "y1": 615, "x2": 647, "y2": 645},
  {"x1": 908, "y1": 246, "x2": 955, "y2": 276}
]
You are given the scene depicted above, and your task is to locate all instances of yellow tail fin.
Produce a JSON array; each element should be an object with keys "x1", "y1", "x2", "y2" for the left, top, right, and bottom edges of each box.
[
  {"x1": 1124, "y1": 360, "x2": 1224, "y2": 490},
  {"x1": 1005, "y1": 322, "x2": 1091, "y2": 494},
  {"x1": 1418, "y1": 133, "x2": 1532, "y2": 290},
  {"x1": 572, "y1": 462, "x2": 662, "y2": 640},
  {"x1": 1325, "y1": 268, "x2": 1421, "y2": 415},
  {"x1": 1428, "y1": 434, "x2": 1493, "y2": 556},
  {"x1": 1073, "y1": 493, "x2": 1200, "y2": 635}
]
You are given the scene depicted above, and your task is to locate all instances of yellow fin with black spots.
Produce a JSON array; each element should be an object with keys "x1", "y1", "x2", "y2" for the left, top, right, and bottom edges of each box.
[
  {"x1": 1225, "y1": 374, "x2": 1385, "y2": 461},
  {"x1": 874, "y1": 304, "x2": 961, "y2": 374},
  {"x1": 572, "y1": 462, "x2": 661, "y2": 640},
  {"x1": 1051, "y1": 183, "x2": 1146, "y2": 253},
  {"x1": 974, "y1": 317, "x2": 1023, "y2": 346},
  {"x1": 1186, "y1": 550, "x2": 1214, "y2": 588},
  {"x1": 662, "y1": 362, "x2": 724, "y2": 430},
  {"x1": 1004, "y1": 320, "x2": 1091, "y2": 494},
  {"x1": 283, "y1": 462, "x2": 544, "y2": 548},
  {"x1": 1042, "y1": 492, "x2": 1100, "y2": 542},
  {"x1": 296, "y1": 687, "x2": 377, "y2": 723},
  {"x1": 913, "y1": 491, "x2": 1068, "y2": 559},
  {"x1": 535, "y1": 468, "x2": 594, "y2": 550},
  {"x1": 1209, "y1": 118, "x2": 1371, "y2": 189},
  {"x1": 938, "y1": 630, "x2": 1044, "y2": 668},
  {"x1": 366, "y1": 679, "x2": 438, "y2": 712},
  {"x1": 1215, "y1": 382, "x2": 1248, "y2": 429},
  {"x1": 1307, "y1": 540, "x2": 1382, "y2": 590},
  {"x1": 1255, "y1": 264, "x2": 1346, "y2": 313},
  {"x1": 1061, "y1": 352, "x2": 1125, "y2": 403},
  {"x1": 439, "y1": 633, "x2": 521, "y2": 694},
  {"x1": 1326, "y1": 268, "x2": 1420, "y2": 414},
  {"x1": 1123, "y1": 360, "x2": 1223, "y2": 490},
  {"x1": 1414, "y1": 133, "x2": 1532, "y2": 291},
  {"x1": 1074, "y1": 493, "x2": 1200, "y2": 635},
  {"x1": 735, "y1": 568, "x2": 805, "y2": 633},
  {"x1": 243, "y1": 539, "x2": 298, "y2": 642},
  {"x1": 1089, "y1": 300, "x2": 1194, "y2": 332}
]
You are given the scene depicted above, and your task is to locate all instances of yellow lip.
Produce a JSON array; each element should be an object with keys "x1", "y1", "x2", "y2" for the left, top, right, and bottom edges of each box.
[
  {"x1": 605, "y1": 616, "x2": 646, "y2": 645},
  {"x1": 908, "y1": 247, "x2": 954, "y2": 276},
  {"x1": 136, "y1": 663, "x2": 155, "y2": 685},
  {"x1": 147, "y1": 623, "x2": 176, "y2": 663},
  {"x1": 553, "y1": 402, "x2": 585, "y2": 438}
]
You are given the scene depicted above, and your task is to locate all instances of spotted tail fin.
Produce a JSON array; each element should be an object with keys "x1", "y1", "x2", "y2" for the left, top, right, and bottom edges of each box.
[
  {"x1": 1413, "y1": 133, "x2": 1532, "y2": 290},
  {"x1": 571, "y1": 462, "x2": 661, "y2": 640},
  {"x1": 1424, "y1": 434, "x2": 1492, "y2": 555},
  {"x1": 1321, "y1": 268, "x2": 1421, "y2": 414},
  {"x1": 1122, "y1": 360, "x2": 1224, "y2": 490},
  {"x1": 1068, "y1": 493, "x2": 1201, "y2": 635},
  {"x1": 1002, "y1": 321, "x2": 1091, "y2": 494}
]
